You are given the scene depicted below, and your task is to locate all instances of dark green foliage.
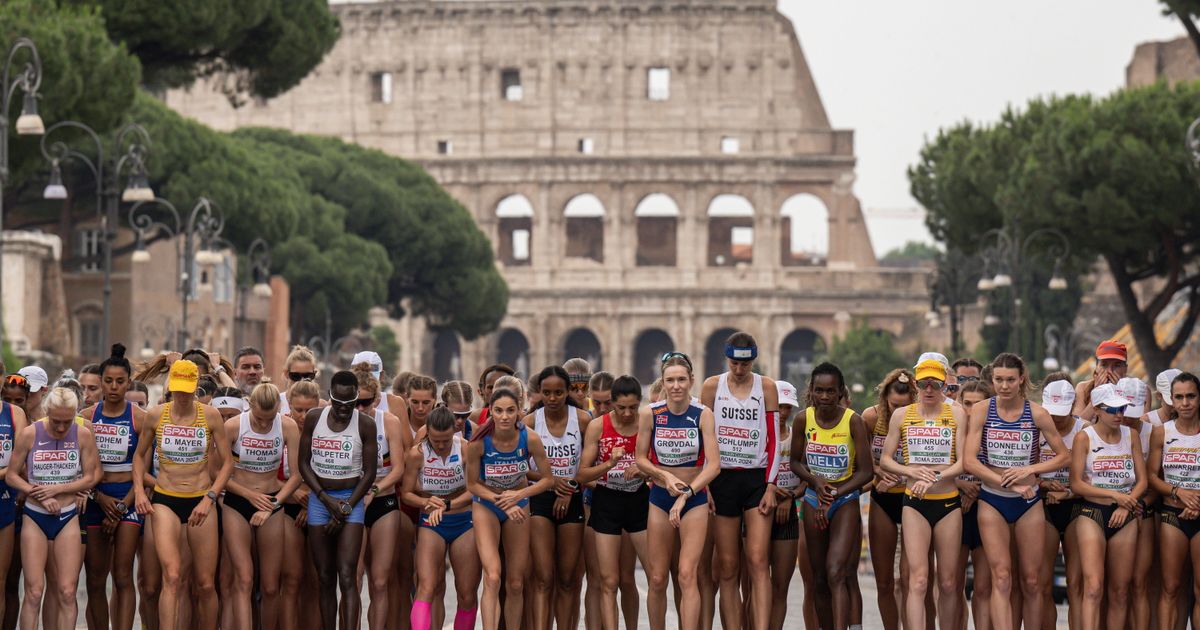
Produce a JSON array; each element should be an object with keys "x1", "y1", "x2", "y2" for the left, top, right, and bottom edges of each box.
[{"x1": 824, "y1": 320, "x2": 905, "y2": 398}]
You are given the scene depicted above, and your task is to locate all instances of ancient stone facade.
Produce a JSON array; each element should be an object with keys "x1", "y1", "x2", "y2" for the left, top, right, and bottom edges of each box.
[
  {"x1": 1127, "y1": 36, "x2": 1200, "y2": 87},
  {"x1": 167, "y1": 0, "x2": 934, "y2": 386}
]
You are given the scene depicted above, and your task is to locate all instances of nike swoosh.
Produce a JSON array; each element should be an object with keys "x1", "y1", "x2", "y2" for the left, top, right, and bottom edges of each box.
[
  {"x1": 944, "y1": 502, "x2": 956, "y2": 508},
  {"x1": 37, "y1": 440, "x2": 51, "y2": 447}
]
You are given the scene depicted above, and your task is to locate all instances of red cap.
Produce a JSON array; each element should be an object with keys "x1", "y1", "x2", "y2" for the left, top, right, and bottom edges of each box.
[{"x1": 1096, "y1": 340, "x2": 1127, "y2": 362}]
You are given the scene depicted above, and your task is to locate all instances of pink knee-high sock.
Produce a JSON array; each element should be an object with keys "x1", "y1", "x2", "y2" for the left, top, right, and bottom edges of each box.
[
  {"x1": 411, "y1": 600, "x2": 432, "y2": 630},
  {"x1": 454, "y1": 607, "x2": 477, "y2": 630}
]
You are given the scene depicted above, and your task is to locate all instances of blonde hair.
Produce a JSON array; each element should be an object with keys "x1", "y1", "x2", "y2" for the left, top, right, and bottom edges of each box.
[
  {"x1": 285, "y1": 345, "x2": 317, "y2": 371},
  {"x1": 563, "y1": 357, "x2": 591, "y2": 376},
  {"x1": 351, "y1": 363, "x2": 381, "y2": 397},
  {"x1": 441, "y1": 380, "x2": 474, "y2": 408},
  {"x1": 45, "y1": 386, "x2": 79, "y2": 413},
  {"x1": 649, "y1": 377, "x2": 664, "y2": 402},
  {"x1": 287, "y1": 380, "x2": 320, "y2": 403},
  {"x1": 493, "y1": 375, "x2": 525, "y2": 409},
  {"x1": 249, "y1": 383, "x2": 280, "y2": 413}
]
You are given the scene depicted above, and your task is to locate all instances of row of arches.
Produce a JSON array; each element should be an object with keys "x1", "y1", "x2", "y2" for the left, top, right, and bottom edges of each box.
[
  {"x1": 427, "y1": 326, "x2": 827, "y2": 388},
  {"x1": 495, "y1": 192, "x2": 830, "y2": 268}
]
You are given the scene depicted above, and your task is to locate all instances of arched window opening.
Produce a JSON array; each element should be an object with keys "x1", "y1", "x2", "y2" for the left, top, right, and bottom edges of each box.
[{"x1": 635, "y1": 194, "x2": 679, "y2": 267}]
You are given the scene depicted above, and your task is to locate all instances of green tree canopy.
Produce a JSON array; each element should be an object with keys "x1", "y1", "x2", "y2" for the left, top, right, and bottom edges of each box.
[
  {"x1": 881, "y1": 240, "x2": 941, "y2": 267},
  {"x1": 64, "y1": 0, "x2": 339, "y2": 100},
  {"x1": 824, "y1": 320, "x2": 905, "y2": 403},
  {"x1": 910, "y1": 83, "x2": 1200, "y2": 376}
]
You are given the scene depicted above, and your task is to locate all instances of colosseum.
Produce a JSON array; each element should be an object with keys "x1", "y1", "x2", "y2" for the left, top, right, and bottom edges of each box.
[{"x1": 166, "y1": 0, "x2": 933, "y2": 386}]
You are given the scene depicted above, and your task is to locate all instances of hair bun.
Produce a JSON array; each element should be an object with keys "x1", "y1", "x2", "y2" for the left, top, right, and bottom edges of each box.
[{"x1": 111, "y1": 343, "x2": 127, "y2": 359}]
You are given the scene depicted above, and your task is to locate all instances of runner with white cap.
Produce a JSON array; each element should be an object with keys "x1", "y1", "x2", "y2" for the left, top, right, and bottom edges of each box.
[
  {"x1": 1150, "y1": 368, "x2": 1183, "y2": 425},
  {"x1": 1146, "y1": 371, "x2": 1200, "y2": 629},
  {"x1": 1116, "y1": 376, "x2": 1156, "y2": 630},
  {"x1": 16, "y1": 366, "x2": 49, "y2": 418},
  {"x1": 767, "y1": 379, "x2": 815, "y2": 630},
  {"x1": 1069, "y1": 382, "x2": 1146, "y2": 630},
  {"x1": 1037, "y1": 374, "x2": 1086, "y2": 629}
]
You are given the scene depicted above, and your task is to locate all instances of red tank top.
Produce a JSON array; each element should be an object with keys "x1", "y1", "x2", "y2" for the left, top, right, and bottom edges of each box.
[{"x1": 597, "y1": 413, "x2": 643, "y2": 492}]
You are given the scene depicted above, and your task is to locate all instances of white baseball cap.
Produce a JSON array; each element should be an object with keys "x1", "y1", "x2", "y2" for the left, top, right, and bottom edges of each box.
[
  {"x1": 916, "y1": 352, "x2": 949, "y2": 371},
  {"x1": 17, "y1": 366, "x2": 48, "y2": 393},
  {"x1": 1041, "y1": 380, "x2": 1075, "y2": 416},
  {"x1": 1157, "y1": 368, "x2": 1184, "y2": 402},
  {"x1": 350, "y1": 351, "x2": 383, "y2": 379},
  {"x1": 1091, "y1": 383, "x2": 1129, "y2": 410},
  {"x1": 776, "y1": 381, "x2": 799, "y2": 407},
  {"x1": 1114, "y1": 377, "x2": 1149, "y2": 417}
]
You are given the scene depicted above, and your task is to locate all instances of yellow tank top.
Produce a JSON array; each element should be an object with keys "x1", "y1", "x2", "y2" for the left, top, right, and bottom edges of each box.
[
  {"x1": 155, "y1": 402, "x2": 211, "y2": 471},
  {"x1": 804, "y1": 407, "x2": 855, "y2": 483},
  {"x1": 900, "y1": 402, "x2": 957, "y2": 466}
]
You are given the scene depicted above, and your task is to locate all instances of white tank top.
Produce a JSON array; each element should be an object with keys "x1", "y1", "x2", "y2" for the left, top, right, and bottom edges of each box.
[
  {"x1": 420, "y1": 437, "x2": 466, "y2": 496},
  {"x1": 309, "y1": 407, "x2": 363, "y2": 480},
  {"x1": 232, "y1": 412, "x2": 284, "y2": 474},
  {"x1": 1162, "y1": 420, "x2": 1200, "y2": 491},
  {"x1": 378, "y1": 393, "x2": 390, "y2": 414},
  {"x1": 1039, "y1": 417, "x2": 1086, "y2": 488},
  {"x1": 1082, "y1": 425, "x2": 1136, "y2": 494},
  {"x1": 374, "y1": 408, "x2": 391, "y2": 480},
  {"x1": 776, "y1": 429, "x2": 799, "y2": 492},
  {"x1": 1148, "y1": 408, "x2": 1165, "y2": 425},
  {"x1": 534, "y1": 406, "x2": 582, "y2": 479},
  {"x1": 712, "y1": 372, "x2": 769, "y2": 469},
  {"x1": 278, "y1": 393, "x2": 290, "y2": 415},
  {"x1": 1135, "y1": 421, "x2": 1152, "y2": 460}
]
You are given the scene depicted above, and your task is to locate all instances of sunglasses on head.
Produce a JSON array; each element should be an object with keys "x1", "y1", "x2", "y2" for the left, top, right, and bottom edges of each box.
[
  {"x1": 1100, "y1": 404, "x2": 1128, "y2": 416},
  {"x1": 890, "y1": 382, "x2": 911, "y2": 395},
  {"x1": 569, "y1": 382, "x2": 588, "y2": 392},
  {"x1": 289, "y1": 371, "x2": 316, "y2": 382},
  {"x1": 916, "y1": 379, "x2": 944, "y2": 391},
  {"x1": 4, "y1": 374, "x2": 27, "y2": 388},
  {"x1": 452, "y1": 410, "x2": 472, "y2": 419},
  {"x1": 661, "y1": 351, "x2": 692, "y2": 368}
]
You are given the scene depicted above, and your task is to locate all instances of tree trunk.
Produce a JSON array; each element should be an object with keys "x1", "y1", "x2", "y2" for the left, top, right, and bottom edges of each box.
[
  {"x1": 1105, "y1": 255, "x2": 1173, "y2": 378},
  {"x1": 1177, "y1": 11, "x2": 1200, "y2": 61}
]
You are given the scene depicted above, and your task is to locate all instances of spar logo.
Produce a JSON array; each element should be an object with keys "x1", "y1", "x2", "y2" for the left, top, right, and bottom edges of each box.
[
  {"x1": 312, "y1": 437, "x2": 347, "y2": 451},
  {"x1": 485, "y1": 463, "x2": 523, "y2": 476},
  {"x1": 718, "y1": 426, "x2": 751, "y2": 439},
  {"x1": 241, "y1": 436, "x2": 278, "y2": 450},
  {"x1": 424, "y1": 466, "x2": 459, "y2": 478},
  {"x1": 989, "y1": 429, "x2": 1030, "y2": 442},
  {"x1": 908, "y1": 426, "x2": 950, "y2": 439},
  {"x1": 94, "y1": 424, "x2": 129, "y2": 437},
  {"x1": 1094, "y1": 457, "x2": 1133, "y2": 471},
  {"x1": 659, "y1": 428, "x2": 697, "y2": 440},
  {"x1": 164, "y1": 425, "x2": 203, "y2": 440},
  {"x1": 34, "y1": 450, "x2": 72, "y2": 462},
  {"x1": 1165, "y1": 452, "x2": 1198, "y2": 464},
  {"x1": 808, "y1": 442, "x2": 849, "y2": 456}
]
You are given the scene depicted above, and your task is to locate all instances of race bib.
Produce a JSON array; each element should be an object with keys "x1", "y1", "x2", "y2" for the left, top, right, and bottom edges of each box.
[
  {"x1": 160, "y1": 425, "x2": 207, "y2": 465},
  {"x1": 93, "y1": 423, "x2": 132, "y2": 464}
]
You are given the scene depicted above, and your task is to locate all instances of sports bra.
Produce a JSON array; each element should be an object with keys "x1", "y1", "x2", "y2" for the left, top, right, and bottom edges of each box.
[
  {"x1": 978, "y1": 398, "x2": 1039, "y2": 469},
  {"x1": 26, "y1": 420, "x2": 82, "y2": 514},
  {"x1": 711, "y1": 373, "x2": 771, "y2": 469},
  {"x1": 1039, "y1": 417, "x2": 1085, "y2": 488},
  {"x1": 91, "y1": 402, "x2": 138, "y2": 473},
  {"x1": 1162, "y1": 420, "x2": 1200, "y2": 491},
  {"x1": 648, "y1": 402, "x2": 705, "y2": 468},
  {"x1": 804, "y1": 407, "x2": 855, "y2": 483},
  {"x1": 231, "y1": 411, "x2": 284, "y2": 474}
]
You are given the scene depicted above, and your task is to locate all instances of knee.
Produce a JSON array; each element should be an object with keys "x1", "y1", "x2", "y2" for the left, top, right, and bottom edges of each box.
[
  {"x1": 647, "y1": 569, "x2": 670, "y2": 594},
  {"x1": 337, "y1": 572, "x2": 357, "y2": 594},
  {"x1": 259, "y1": 576, "x2": 281, "y2": 599},
  {"x1": 23, "y1": 579, "x2": 44, "y2": 603},
  {"x1": 191, "y1": 577, "x2": 217, "y2": 600},
  {"x1": 1083, "y1": 577, "x2": 1104, "y2": 603},
  {"x1": 1019, "y1": 571, "x2": 1040, "y2": 597},
  {"x1": 599, "y1": 573, "x2": 620, "y2": 596},
  {"x1": 483, "y1": 568, "x2": 502, "y2": 592},
  {"x1": 505, "y1": 574, "x2": 525, "y2": 597},
  {"x1": 161, "y1": 568, "x2": 183, "y2": 592},
  {"x1": 938, "y1": 574, "x2": 957, "y2": 597},
  {"x1": 826, "y1": 561, "x2": 851, "y2": 588},
  {"x1": 57, "y1": 581, "x2": 79, "y2": 604},
  {"x1": 369, "y1": 572, "x2": 390, "y2": 595},
  {"x1": 233, "y1": 567, "x2": 255, "y2": 594},
  {"x1": 875, "y1": 571, "x2": 896, "y2": 593},
  {"x1": 138, "y1": 574, "x2": 160, "y2": 599},
  {"x1": 86, "y1": 569, "x2": 108, "y2": 592},
  {"x1": 1107, "y1": 581, "x2": 1131, "y2": 605},
  {"x1": 715, "y1": 556, "x2": 738, "y2": 582},
  {"x1": 990, "y1": 566, "x2": 1013, "y2": 596},
  {"x1": 677, "y1": 565, "x2": 699, "y2": 591},
  {"x1": 315, "y1": 565, "x2": 337, "y2": 587},
  {"x1": 907, "y1": 570, "x2": 929, "y2": 595},
  {"x1": 555, "y1": 571, "x2": 580, "y2": 593},
  {"x1": 745, "y1": 552, "x2": 769, "y2": 578},
  {"x1": 1162, "y1": 577, "x2": 1183, "y2": 601},
  {"x1": 459, "y1": 590, "x2": 479, "y2": 609},
  {"x1": 111, "y1": 565, "x2": 135, "y2": 590}
]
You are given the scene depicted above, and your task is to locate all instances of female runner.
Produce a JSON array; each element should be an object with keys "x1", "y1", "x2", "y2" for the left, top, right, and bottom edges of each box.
[
  {"x1": 791, "y1": 362, "x2": 875, "y2": 630},
  {"x1": 955, "y1": 379, "x2": 993, "y2": 630},
  {"x1": 1037, "y1": 375, "x2": 1085, "y2": 629},
  {"x1": 699, "y1": 332, "x2": 780, "y2": 630},
  {"x1": 861, "y1": 368, "x2": 914, "y2": 630},
  {"x1": 298, "y1": 370, "x2": 377, "y2": 630},
  {"x1": 283, "y1": 380, "x2": 322, "y2": 630},
  {"x1": 635, "y1": 353, "x2": 720, "y2": 630},
  {"x1": 466, "y1": 386, "x2": 554, "y2": 630},
  {"x1": 7, "y1": 387, "x2": 98, "y2": 630},
  {"x1": 352, "y1": 365, "x2": 407, "y2": 630},
  {"x1": 402, "y1": 406, "x2": 480, "y2": 630},
  {"x1": 1070, "y1": 383, "x2": 1146, "y2": 630},
  {"x1": 439, "y1": 380, "x2": 477, "y2": 439},
  {"x1": 524, "y1": 365, "x2": 591, "y2": 630},
  {"x1": 0, "y1": 374, "x2": 27, "y2": 625},
  {"x1": 1117, "y1": 376, "x2": 1158, "y2": 630},
  {"x1": 1151, "y1": 369, "x2": 1182, "y2": 425},
  {"x1": 221, "y1": 383, "x2": 302, "y2": 630},
  {"x1": 767, "y1": 380, "x2": 815, "y2": 630},
  {"x1": 470, "y1": 364, "x2": 515, "y2": 425},
  {"x1": 1149, "y1": 371, "x2": 1200, "y2": 628},
  {"x1": 963, "y1": 352, "x2": 1068, "y2": 630},
  {"x1": 79, "y1": 344, "x2": 148, "y2": 630},
  {"x1": 277, "y1": 345, "x2": 320, "y2": 413},
  {"x1": 880, "y1": 359, "x2": 966, "y2": 628},
  {"x1": 132, "y1": 359, "x2": 233, "y2": 630},
  {"x1": 577, "y1": 374, "x2": 650, "y2": 630}
]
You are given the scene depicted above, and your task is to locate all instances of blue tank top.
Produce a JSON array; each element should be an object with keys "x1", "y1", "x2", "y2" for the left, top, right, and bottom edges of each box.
[
  {"x1": 979, "y1": 398, "x2": 1039, "y2": 468},
  {"x1": 480, "y1": 428, "x2": 530, "y2": 490},
  {"x1": 91, "y1": 402, "x2": 138, "y2": 473},
  {"x1": 648, "y1": 402, "x2": 705, "y2": 468}
]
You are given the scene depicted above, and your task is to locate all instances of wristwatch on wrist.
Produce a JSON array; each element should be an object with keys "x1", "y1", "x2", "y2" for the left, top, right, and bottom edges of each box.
[
  {"x1": 115, "y1": 501, "x2": 127, "y2": 514},
  {"x1": 205, "y1": 491, "x2": 218, "y2": 503},
  {"x1": 338, "y1": 501, "x2": 353, "y2": 516},
  {"x1": 1173, "y1": 486, "x2": 1180, "y2": 500},
  {"x1": 933, "y1": 471, "x2": 942, "y2": 482},
  {"x1": 370, "y1": 485, "x2": 380, "y2": 496}
]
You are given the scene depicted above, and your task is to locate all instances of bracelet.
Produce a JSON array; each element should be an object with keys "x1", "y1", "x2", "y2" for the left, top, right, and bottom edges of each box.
[{"x1": 1173, "y1": 486, "x2": 1180, "y2": 500}]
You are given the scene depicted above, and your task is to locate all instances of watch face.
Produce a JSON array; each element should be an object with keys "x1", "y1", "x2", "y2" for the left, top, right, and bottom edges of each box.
[
  {"x1": 339, "y1": 503, "x2": 353, "y2": 515},
  {"x1": 115, "y1": 502, "x2": 126, "y2": 513}
]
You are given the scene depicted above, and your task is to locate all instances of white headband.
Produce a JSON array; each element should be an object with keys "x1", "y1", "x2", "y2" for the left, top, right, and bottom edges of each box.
[{"x1": 213, "y1": 396, "x2": 247, "y2": 411}]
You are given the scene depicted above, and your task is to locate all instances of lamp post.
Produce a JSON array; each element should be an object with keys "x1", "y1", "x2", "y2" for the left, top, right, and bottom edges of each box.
[
  {"x1": 0, "y1": 37, "x2": 44, "y2": 351},
  {"x1": 40, "y1": 122, "x2": 153, "y2": 353},
  {"x1": 1042, "y1": 321, "x2": 1107, "y2": 374},
  {"x1": 127, "y1": 197, "x2": 225, "y2": 350},
  {"x1": 927, "y1": 248, "x2": 980, "y2": 357},
  {"x1": 976, "y1": 218, "x2": 1071, "y2": 357}
]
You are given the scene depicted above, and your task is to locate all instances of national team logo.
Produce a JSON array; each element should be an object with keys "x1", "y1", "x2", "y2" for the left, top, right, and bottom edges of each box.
[{"x1": 655, "y1": 414, "x2": 668, "y2": 425}]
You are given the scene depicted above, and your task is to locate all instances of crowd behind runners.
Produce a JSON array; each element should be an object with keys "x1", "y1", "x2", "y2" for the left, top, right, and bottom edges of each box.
[{"x1": 0, "y1": 332, "x2": 1196, "y2": 630}]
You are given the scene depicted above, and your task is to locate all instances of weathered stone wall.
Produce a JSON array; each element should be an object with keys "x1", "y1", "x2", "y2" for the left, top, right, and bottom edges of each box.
[{"x1": 1127, "y1": 36, "x2": 1200, "y2": 87}]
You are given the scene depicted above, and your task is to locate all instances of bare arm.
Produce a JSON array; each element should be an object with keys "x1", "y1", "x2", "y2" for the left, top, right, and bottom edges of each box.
[
  {"x1": 690, "y1": 408, "x2": 721, "y2": 493},
  {"x1": 576, "y1": 418, "x2": 614, "y2": 485},
  {"x1": 522, "y1": 432, "x2": 556, "y2": 499},
  {"x1": 4, "y1": 427, "x2": 32, "y2": 493},
  {"x1": 400, "y1": 447, "x2": 428, "y2": 510},
  {"x1": 464, "y1": 440, "x2": 496, "y2": 503},
  {"x1": 374, "y1": 412, "x2": 407, "y2": 494},
  {"x1": 842, "y1": 413, "x2": 876, "y2": 492},
  {"x1": 349, "y1": 413, "x2": 378, "y2": 507},
  {"x1": 275, "y1": 417, "x2": 304, "y2": 503}
]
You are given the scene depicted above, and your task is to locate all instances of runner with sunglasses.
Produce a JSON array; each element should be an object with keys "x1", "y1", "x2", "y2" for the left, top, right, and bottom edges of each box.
[
  {"x1": 879, "y1": 359, "x2": 967, "y2": 629},
  {"x1": 861, "y1": 368, "x2": 914, "y2": 630},
  {"x1": 132, "y1": 359, "x2": 233, "y2": 630},
  {"x1": 1036, "y1": 375, "x2": 1086, "y2": 630},
  {"x1": 946, "y1": 358, "x2": 983, "y2": 399},
  {"x1": 954, "y1": 379, "x2": 993, "y2": 630},
  {"x1": 1114, "y1": 376, "x2": 1158, "y2": 630},
  {"x1": 1073, "y1": 340, "x2": 1128, "y2": 421},
  {"x1": 1070, "y1": 383, "x2": 1146, "y2": 630},
  {"x1": 278, "y1": 345, "x2": 320, "y2": 414},
  {"x1": 439, "y1": 381, "x2": 477, "y2": 439},
  {"x1": 1147, "y1": 372, "x2": 1200, "y2": 628},
  {"x1": 699, "y1": 332, "x2": 781, "y2": 630},
  {"x1": 278, "y1": 380, "x2": 322, "y2": 630},
  {"x1": 298, "y1": 370, "x2": 378, "y2": 630},
  {"x1": 0, "y1": 372, "x2": 27, "y2": 626}
]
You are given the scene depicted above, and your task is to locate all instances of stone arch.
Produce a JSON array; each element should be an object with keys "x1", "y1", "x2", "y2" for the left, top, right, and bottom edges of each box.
[
  {"x1": 561, "y1": 327, "x2": 602, "y2": 370},
  {"x1": 432, "y1": 328, "x2": 463, "y2": 382},
  {"x1": 780, "y1": 193, "x2": 829, "y2": 266},
  {"x1": 703, "y1": 327, "x2": 740, "y2": 379},
  {"x1": 563, "y1": 194, "x2": 605, "y2": 262},
  {"x1": 632, "y1": 328, "x2": 674, "y2": 386},
  {"x1": 496, "y1": 327, "x2": 531, "y2": 378},
  {"x1": 706, "y1": 194, "x2": 755, "y2": 267},
  {"x1": 496, "y1": 194, "x2": 534, "y2": 266},
  {"x1": 779, "y1": 328, "x2": 827, "y2": 390},
  {"x1": 634, "y1": 193, "x2": 679, "y2": 267}
]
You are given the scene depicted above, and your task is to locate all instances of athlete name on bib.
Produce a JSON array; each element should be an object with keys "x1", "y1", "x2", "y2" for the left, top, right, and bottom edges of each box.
[
  {"x1": 983, "y1": 426, "x2": 1035, "y2": 468},
  {"x1": 1039, "y1": 441, "x2": 1070, "y2": 485},
  {"x1": 93, "y1": 423, "x2": 132, "y2": 463},
  {"x1": 654, "y1": 427, "x2": 699, "y2": 466},
  {"x1": 1164, "y1": 447, "x2": 1200, "y2": 490},
  {"x1": 311, "y1": 436, "x2": 356, "y2": 478},
  {"x1": 717, "y1": 424, "x2": 762, "y2": 467},
  {"x1": 483, "y1": 461, "x2": 528, "y2": 490},
  {"x1": 31, "y1": 449, "x2": 80, "y2": 485},
  {"x1": 806, "y1": 441, "x2": 849, "y2": 480},
  {"x1": 161, "y1": 425, "x2": 207, "y2": 465},
  {"x1": 905, "y1": 425, "x2": 954, "y2": 466},
  {"x1": 544, "y1": 442, "x2": 579, "y2": 478},
  {"x1": 776, "y1": 459, "x2": 799, "y2": 492},
  {"x1": 1090, "y1": 453, "x2": 1135, "y2": 491},
  {"x1": 238, "y1": 435, "x2": 282, "y2": 473},
  {"x1": 422, "y1": 460, "x2": 465, "y2": 495}
]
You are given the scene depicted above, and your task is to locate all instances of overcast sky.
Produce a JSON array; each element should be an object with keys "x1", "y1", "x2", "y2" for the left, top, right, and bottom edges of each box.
[{"x1": 777, "y1": 0, "x2": 1185, "y2": 254}]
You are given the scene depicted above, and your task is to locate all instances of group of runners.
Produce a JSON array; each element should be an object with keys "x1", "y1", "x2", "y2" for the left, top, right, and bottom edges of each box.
[{"x1": 0, "y1": 331, "x2": 1195, "y2": 630}]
